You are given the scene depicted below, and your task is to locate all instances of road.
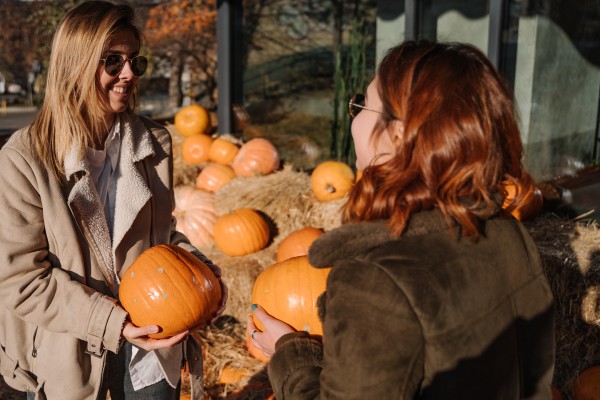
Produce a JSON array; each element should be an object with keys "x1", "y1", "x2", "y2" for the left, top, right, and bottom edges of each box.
[{"x1": 0, "y1": 106, "x2": 38, "y2": 147}]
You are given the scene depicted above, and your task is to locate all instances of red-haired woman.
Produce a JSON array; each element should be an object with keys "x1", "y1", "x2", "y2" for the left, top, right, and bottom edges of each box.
[{"x1": 248, "y1": 41, "x2": 554, "y2": 399}]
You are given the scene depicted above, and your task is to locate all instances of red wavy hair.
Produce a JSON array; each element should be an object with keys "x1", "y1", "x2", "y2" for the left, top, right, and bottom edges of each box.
[{"x1": 343, "y1": 40, "x2": 532, "y2": 239}]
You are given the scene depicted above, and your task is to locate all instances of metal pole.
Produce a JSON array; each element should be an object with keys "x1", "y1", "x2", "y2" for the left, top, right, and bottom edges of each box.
[
  {"x1": 488, "y1": 0, "x2": 506, "y2": 69},
  {"x1": 217, "y1": 0, "x2": 232, "y2": 135},
  {"x1": 593, "y1": 83, "x2": 600, "y2": 162},
  {"x1": 405, "y1": 0, "x2": 418, "y2": 41}
]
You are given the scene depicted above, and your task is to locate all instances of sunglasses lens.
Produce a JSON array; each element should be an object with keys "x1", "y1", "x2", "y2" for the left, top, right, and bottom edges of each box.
[
  {"x1": 349, "y1": 93, "x2": 366, "y2": 117},
  {"x1": 104, "y1": 55, "x2": 124, "y2": 76},
  {"x1": 131, "y1": 56, "x2": 148, "y2": 77},
  {"x1": 103, "y1": 55, "x2": 148, "y2": 76}
]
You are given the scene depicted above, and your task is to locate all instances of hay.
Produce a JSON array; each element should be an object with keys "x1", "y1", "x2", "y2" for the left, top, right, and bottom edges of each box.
[
  {"x1": 215, "y1": 163, "x2": 344, "y2": 232},
  {"x1": 197, "y1": 318, "x2": 268, "y2": 399},
  {"x1": 524, "y1": 214, "x2": 600, "y2": 399}
]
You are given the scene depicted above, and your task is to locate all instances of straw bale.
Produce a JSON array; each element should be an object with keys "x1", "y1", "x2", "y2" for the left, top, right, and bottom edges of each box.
[
  {"x1": 524, "y1": 214, "x2": 600, "y2": 399},
  {"x1": 215, "y1": 163, "x2": 343, "y2": 233},
  {"x1": 204, "y1": 251, "x2": 266, "y2": 324},
  {"x1": 199, "y1": 164, "x2": 344, "y2": 322}
]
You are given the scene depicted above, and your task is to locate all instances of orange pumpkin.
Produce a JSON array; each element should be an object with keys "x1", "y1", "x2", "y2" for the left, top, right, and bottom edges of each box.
[
  {"x1": 213, "y1": 208, "x2": 270, "y2": 257},
  {"x1": 195, "y1": 163, "x2": 236, "y2": 192},
  {"x1": 209, "y1": 138, "x2": 240, "y2": 165},
  {"x1": 232, "y1": 138, "x2": 280, "y2": 177},
  {"x1": 174, "y1": 104, "x2": 211, "y2": 137},
  {"x1": 501, "y1": 177, "x2": 544, "y2": 221},
  {"x1": 119, "y1": 244, "x2": 221, "y2": 339},
  {"x1": 574, "y1": 366, "x2": 600, "y2": 400},
  {"x1": 182, "y1": 134, "x2": 213, "y2": 165},
  {"x1": 251, "y1": 256, "x2": 330, "y2": 335},
  {"x1": 311, "y1": 160, "x2": 355, "y2": 202},
  {"x1": 218, "y1": 366, "x2": 252, "y2": 385},
  {"x1": 173, "y1": 186, "x2": 216, "y2": 248},
  {"x1": 276, "y1": 227, "x2": 324, "y2": 262}
]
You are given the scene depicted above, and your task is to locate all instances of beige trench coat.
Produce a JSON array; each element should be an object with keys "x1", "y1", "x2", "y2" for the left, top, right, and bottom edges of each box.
[{"x1": 0, "y1": 112, "x2": 206, "y2": 399}]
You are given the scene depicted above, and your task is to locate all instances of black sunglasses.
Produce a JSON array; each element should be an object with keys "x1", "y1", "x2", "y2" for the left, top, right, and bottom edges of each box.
[
  {"x1": 100, "y1": 54, "x2": 148, "y2": 77},
  {"x1": 348, "y1": 93, "x2": 382, "y2": 118}
]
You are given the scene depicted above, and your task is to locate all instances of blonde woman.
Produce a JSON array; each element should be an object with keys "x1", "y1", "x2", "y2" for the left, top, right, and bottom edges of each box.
[{"x1": 0, "y1": 2, "x2": 225, "y2": 399}]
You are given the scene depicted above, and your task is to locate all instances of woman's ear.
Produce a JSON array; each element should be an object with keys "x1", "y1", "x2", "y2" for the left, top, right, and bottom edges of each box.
[{"x1": 389, "y1": 120, "x2": 405, "y2": 145}]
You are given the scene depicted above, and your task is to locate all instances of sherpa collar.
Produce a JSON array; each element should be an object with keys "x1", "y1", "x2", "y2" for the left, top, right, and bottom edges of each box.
[{"x1": 63, "y1": 111, "x2": 155, "y2": 294}]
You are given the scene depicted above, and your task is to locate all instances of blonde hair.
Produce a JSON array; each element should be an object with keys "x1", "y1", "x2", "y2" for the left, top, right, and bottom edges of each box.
[{"x1": 29, "y1": 1, "x2": 142, "y2": 178}]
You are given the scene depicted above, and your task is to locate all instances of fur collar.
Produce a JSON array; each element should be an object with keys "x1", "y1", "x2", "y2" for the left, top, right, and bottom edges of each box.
[{"x1": 308, "y1": 209, "x2": 457, "y2": 269}]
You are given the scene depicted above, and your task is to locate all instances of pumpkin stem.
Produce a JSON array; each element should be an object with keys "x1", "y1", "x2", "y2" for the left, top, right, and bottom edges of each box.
[{"x1": 326, "y1": 184, "x2": 336, "y2": 194}]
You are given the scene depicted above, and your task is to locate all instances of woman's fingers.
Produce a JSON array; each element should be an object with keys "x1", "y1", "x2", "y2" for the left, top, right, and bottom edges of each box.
[
  {"x1": 247, "y1": 304, "x2": 295, "y2": 356},
  {"x1": 122, "y1": 321, "x2": 189, "y2": 351}
]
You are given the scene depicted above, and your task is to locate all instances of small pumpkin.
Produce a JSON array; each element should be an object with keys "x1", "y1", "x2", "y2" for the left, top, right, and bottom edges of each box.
[
  {"x1": 276, "y1": 227, "x2": 324, "y2": 262},
  {"x1": 174, "y1": 104, "x2": 211, "y2": 137},
  {"x1": 119, "y1": 244, "x2": 221, "y2": 339},
  {"x1": 195, "y1": 163, "x2": 236, "y2": 193},
  {"x1": 311, "y1": 160, "x2": 355, "y2": 202},
  {"x1": 251, "y1": 256, "x2": 330, "y2": 335},
  {"x1": 182, "y1": 134, "x2": 213, "y2": 165},
  {"x1": 232, "y1": 138, "x2": 280, "y2": 177},
  {"x1": 501, "y1": 175, "x2": 544, "y2": 221},
  {"x1": 213, "y1": 208, "x2": 270, "y2": 257},
  {"x1": 218, "y1": 366, "x2": 252, "y2": 385},
  {"x1": 173, "y1": 186, "x2": 216, "y2": 248},
  {"x1": 574, "y1": 366, "x2": 600, "y2": 400},
  {"x1": 209, "y1": 138, "x2": 240, "y2": 165}
]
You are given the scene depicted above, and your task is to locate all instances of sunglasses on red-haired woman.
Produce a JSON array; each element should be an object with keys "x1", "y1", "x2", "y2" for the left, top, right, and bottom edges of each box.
[{"x1": 348, "y1": 93, "x2": 383, "y2": 118}]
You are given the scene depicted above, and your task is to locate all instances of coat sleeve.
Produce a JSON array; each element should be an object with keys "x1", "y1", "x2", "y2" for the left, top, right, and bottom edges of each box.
[
  {"x1": 0, "y1": 144, "x2": 126, "y2": 354},
  {"x1": 268, "y1": 260, "x2": 425, "y2": 400}
]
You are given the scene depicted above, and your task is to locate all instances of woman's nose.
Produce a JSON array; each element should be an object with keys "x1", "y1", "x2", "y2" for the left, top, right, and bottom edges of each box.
[{"x1": 119, "y1": 59, "x2": 135, "y2": 79}]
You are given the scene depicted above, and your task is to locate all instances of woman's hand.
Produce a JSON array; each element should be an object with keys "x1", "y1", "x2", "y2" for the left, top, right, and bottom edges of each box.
[
  {"x1": 247, "y1": 304, "x2": 294, "y2": 358},
  {"x1": 122, "y1": 321, "x2": 188, "y2": 351}
]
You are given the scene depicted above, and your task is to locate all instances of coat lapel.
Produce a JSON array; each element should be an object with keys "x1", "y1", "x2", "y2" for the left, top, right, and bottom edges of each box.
[
  {"x1": 64, "y1": 148, "x2": 116, "y2": 293},
  {"x1": 111, "y1": 112, "x2": 154, "y2": 255}
]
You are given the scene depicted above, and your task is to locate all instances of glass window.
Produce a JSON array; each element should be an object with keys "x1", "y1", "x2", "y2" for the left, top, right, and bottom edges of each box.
[
  {"x1": 241, "y1": 0, "x2": 378, "y2": 170},
  {"x1": 501, "y1": 0, "x2": 600, "y2": 182},
  {"x1": 377, "y1": 0, "x2": 600, "y2": 185}
]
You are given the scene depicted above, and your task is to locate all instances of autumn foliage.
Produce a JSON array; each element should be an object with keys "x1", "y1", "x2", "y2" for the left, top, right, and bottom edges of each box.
[
  {"x1": 145, "y1": 0, "x2": 218, "y2": 109},
  {"x1": 145, "y1": 1, "x2": 216, "y2": 46}
]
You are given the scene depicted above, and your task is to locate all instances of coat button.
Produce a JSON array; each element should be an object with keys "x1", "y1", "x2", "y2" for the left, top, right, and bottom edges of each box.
[{"x1": 193, "y1": 356, "x2": 199, "y2": 361}]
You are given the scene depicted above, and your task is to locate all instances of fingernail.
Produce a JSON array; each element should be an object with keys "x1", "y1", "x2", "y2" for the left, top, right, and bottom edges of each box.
[{"x1": 251, "y1": 304, "x2": 258, "y2": 311}]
